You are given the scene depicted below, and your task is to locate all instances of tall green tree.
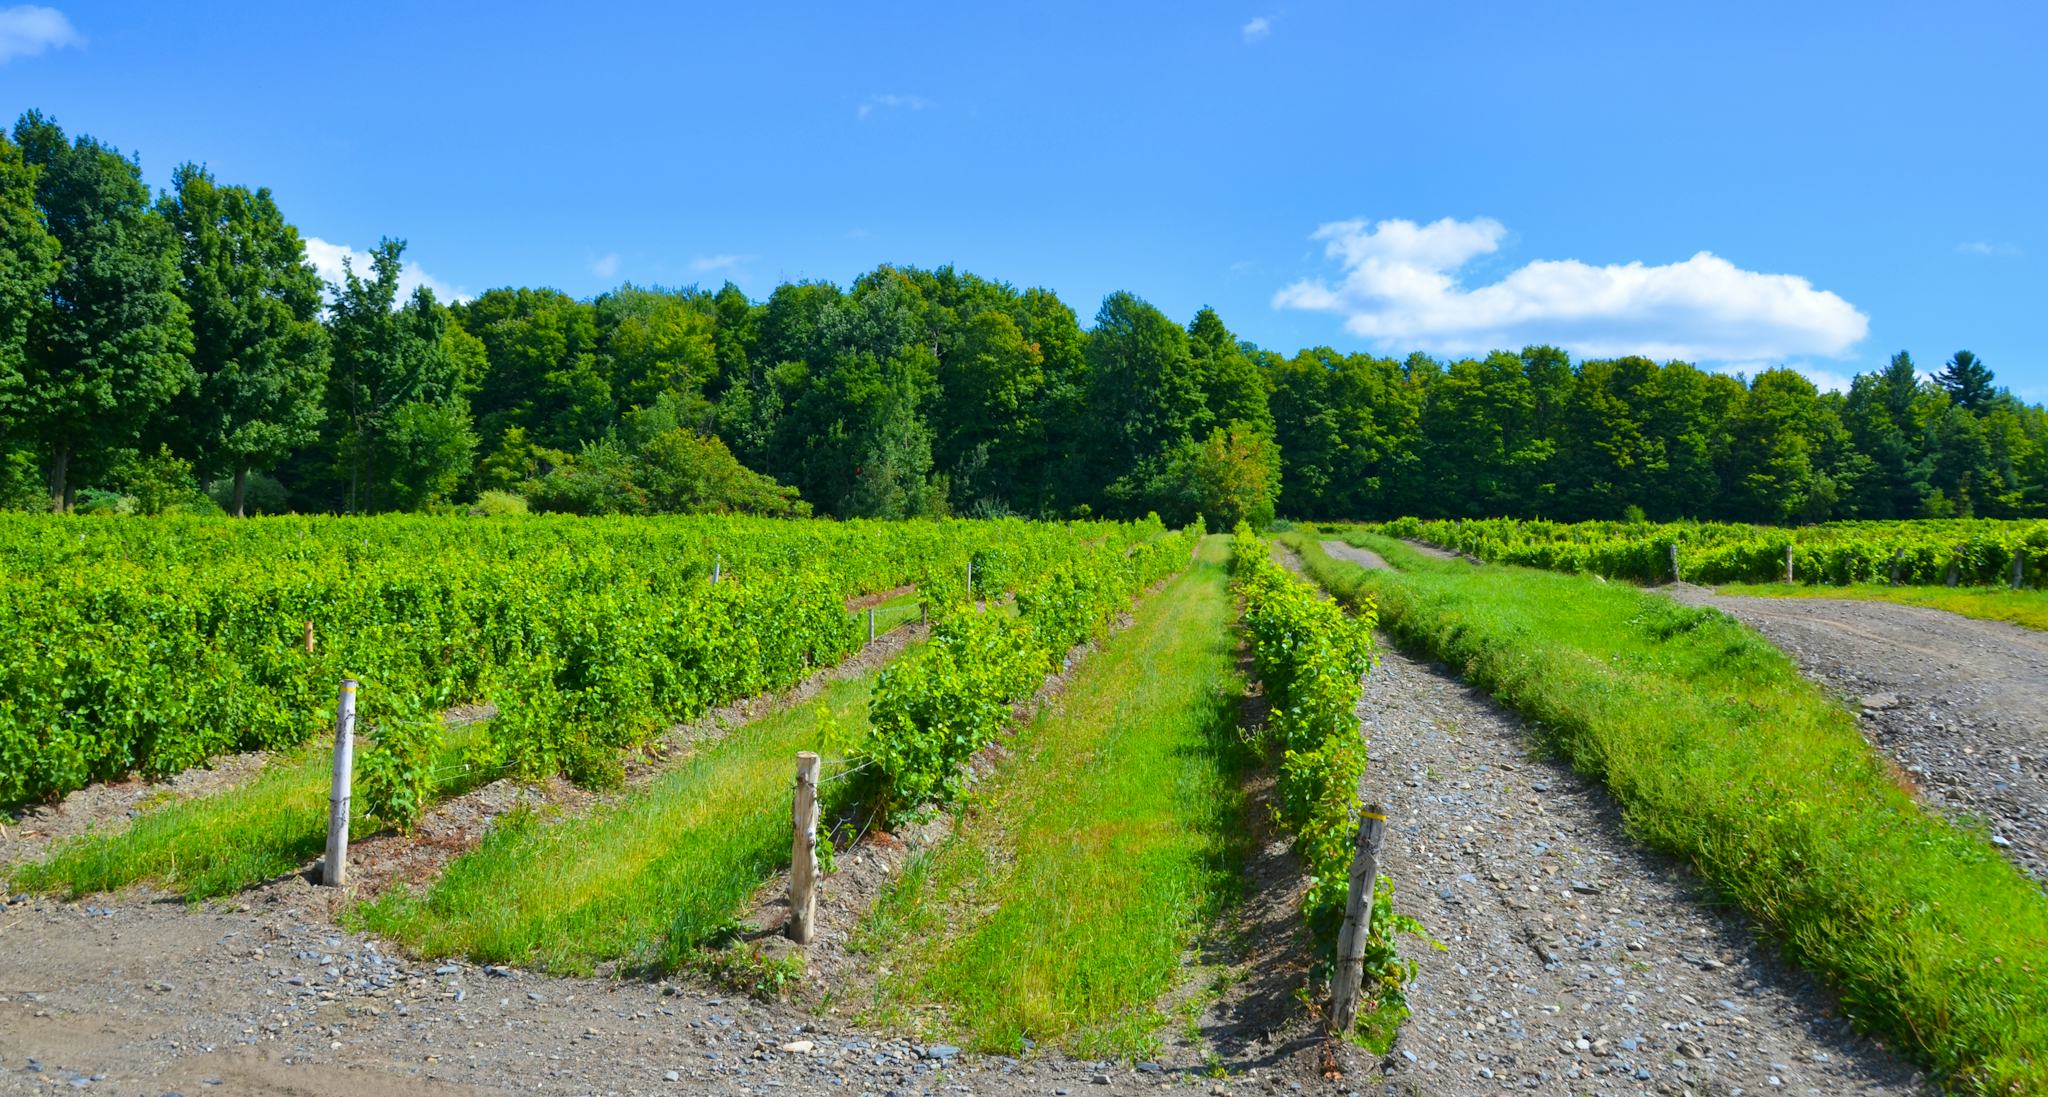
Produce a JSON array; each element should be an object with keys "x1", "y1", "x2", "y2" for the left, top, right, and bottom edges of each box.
[
  {"x1": 325, "y1": 239, "x2": 472, "y2": 512},
  {"x1": 1084, "y1": 291, "x2": 1208, "y2": 511},
  {"x1": 0, "y1": 130, "x2": 58, "y2": 440},
  {"x1": 12, "y1": 111, "x2": 192, "y2": 509},
  {"x1": 1936, "y1": 350, "x2": 1995, "y2": 413},
  {"x1": 158, "y1": 164, "x2": 328, "y2": 515}
]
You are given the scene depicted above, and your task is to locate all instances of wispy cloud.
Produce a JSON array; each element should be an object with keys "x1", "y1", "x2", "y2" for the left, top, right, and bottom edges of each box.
[
  {"x1": 858, "y1": 93, "x2": 929, "y2": 120},
  {"x1": 1956, "y1": 240, "x2": 2021, "y2": 257},
  {"x1": 1241, "y1": 16, "x2": 1272, "y2": 42},
  {"x1": 689, "y1": 254, "x2": 745, "y2": 273},
  {"x1": 589, "y1": 253, "x2": 620, "y2": 279},
  {"x1": 302, "y1": 237, "x2": 467, "y2": 304},
  {"x1": 1274, "y1": 215, "x2": 1869, "y2": 363},
  {"x1": 0, "y1": 5, "x2": 81, "y2": 63}
]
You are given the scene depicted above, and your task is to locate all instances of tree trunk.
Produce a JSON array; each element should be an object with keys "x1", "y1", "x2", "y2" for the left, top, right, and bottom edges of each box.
[
  {"x1": 232, "y1": 467, "x2": 249, "y2": 518},
  {"x1": 46, "y1": 442, "x2": 70, "y2": 513}
]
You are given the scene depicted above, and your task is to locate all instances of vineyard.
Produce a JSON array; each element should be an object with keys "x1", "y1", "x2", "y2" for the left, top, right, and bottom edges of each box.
[
  {"x1": 1378, "y1": 515, "x2": 2048, "y2": 588},
  {"x1": 0, "y1": 513, "x2": 1146, "y2": 812},
  {"x1": 5, "y1": 512, "x2": 2046, "y2": 1094}
]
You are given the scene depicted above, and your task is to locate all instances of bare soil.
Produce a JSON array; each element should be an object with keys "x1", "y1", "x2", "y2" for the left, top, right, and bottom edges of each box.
[
  {"x1": 1663, "y1": 584, "x2": 2048, "y2": 887},
  {"x1": 1314, "y1": 541, "x2": 1928, "y2": 1095}
]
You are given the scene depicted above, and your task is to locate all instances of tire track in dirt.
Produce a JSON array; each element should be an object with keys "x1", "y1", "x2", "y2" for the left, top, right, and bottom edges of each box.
[{"x1": 1314, "y1": 541, "x2": 1927, "y2": 1096}]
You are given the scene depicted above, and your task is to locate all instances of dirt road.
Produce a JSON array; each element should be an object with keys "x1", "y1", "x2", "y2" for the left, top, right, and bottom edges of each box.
[
  {"x1": 1664, "y1": 585, "x2": 2048, "y2": 885},
  {"x1": 1315, "y1": 541, "x2": 1926, "y2": 1095}
]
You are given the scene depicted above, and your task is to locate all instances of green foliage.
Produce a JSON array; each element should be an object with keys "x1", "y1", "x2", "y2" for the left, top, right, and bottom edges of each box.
[
  {"x1": 0, "y1": 513, "x2": 1132, "y2": 809},
  {"x1": 357, "y1": 710, "x2": 440, "y2": 832},
  {"x1": 1226, "y1": 526, "x2": 1376, "y2": 936}
]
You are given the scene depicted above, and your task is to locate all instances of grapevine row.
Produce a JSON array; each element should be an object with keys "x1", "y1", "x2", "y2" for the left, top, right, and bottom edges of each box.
[
  {"x1": 0, "y1": 515, "x2": 1148, "y2": 809},
  {"x1": 1379, "y1": 516, "x2": 2048, "y2": 587}
]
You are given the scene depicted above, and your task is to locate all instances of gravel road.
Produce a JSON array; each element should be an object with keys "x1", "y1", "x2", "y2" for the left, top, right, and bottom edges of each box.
[
  {"x1": 0, "y1": 881, "x2": 1247, "y2": 1096},
  {"x1": 1660, "y1": 586, "x2": 2048, "y2": 886},
  {"x1": 1316, "y1": 541, "x2": 1927, "y2": 1096}
]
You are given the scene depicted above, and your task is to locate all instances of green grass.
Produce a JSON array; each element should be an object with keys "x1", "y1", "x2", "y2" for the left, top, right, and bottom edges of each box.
[
  {"x1": 854, "y1": 535, "x2": 1252, "y2": 1059},
  {"x1": 351, "y1": 674, "x2": 874, "y2": 975},
  {"x1": 9, "y1": 719, "x2": 491, "y2": 900},
  {"x1": 1716, "y1": 580, "x2": 2048, "y2": 632},
  {"x1": 1288, "y1": 530, "x2": 2048, "y2": 1095}
]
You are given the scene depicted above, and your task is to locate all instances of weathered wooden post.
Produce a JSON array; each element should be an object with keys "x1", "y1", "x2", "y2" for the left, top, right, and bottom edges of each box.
[
  {"x1": 788, "y1": 752, "x2": 821, "y2": 944},
  {"x1": 1889, "y1": 548, "x2": 1905, "y2": 586},
  {"x1": 966, "y1": 559, "x2": 975, "y2": 598},
  {"x1": 1668, "y1": 543, "x2": 1681, "y2": 584},
  {"x1": 1946, "y1": 561, "x2": 1960, "y2": 588},
  {"x1": 1328, "y1": 804, "x2": 1388, "y2": 1037},
  {"x1": 867, "y1": 607, "x2": 876, "y2": 643},
  {"x1": 1784, "y1": 545, "x2": 1795, "y2": 583},
  {"x1": 304, "y1": 620, "x2": 316, "y2": 654},
  {"x1": 2015, "y1": 550, "x2": 2028, "y2": 590},
  {"x1": 323, "y1": 680, "x2": 358, "y2": 887}
]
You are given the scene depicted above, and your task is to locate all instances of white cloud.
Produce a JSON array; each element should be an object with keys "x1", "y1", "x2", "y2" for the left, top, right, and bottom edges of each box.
[
  {"x1": 589, "y1": 253, "x2": 620, "y2": 279},
  {"x1": 1956, "y1": 240, "x2": 2020, "y2": 257},
  {"x1": 689, "y1": 254, "x2": 745, "y2": 273},
  {"x1": 1241, "y1": 16, "x2": 1272, "y2": 42},
  {"x1": 1273, "y1": 216, "x2": 1869, "y2": 363},
  {"x1": 0, "y1": 5, "x2": 80, "y2": 63},
  {"x1": 302, "y1": 237, "x2": 467, "y2": 304},
  {"x1": 857, "y1": 93, "x2": 929, "y2": 120}
]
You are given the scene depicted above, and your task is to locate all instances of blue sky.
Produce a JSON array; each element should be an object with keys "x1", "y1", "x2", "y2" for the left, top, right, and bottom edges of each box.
[{"x1": 2, "y1": 1, "x2": 2042, "y2": 398}]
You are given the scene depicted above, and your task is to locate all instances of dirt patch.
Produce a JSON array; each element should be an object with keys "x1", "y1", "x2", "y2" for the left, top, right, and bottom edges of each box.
[
  {"x1": 1335, "y1": 641, "x2": 1927, "y2": 1095},
  {"x1": 847, "y1": 584, "x2": 916, "y2": 612},
  {"x1": 1321, "y1": 539, "x2": 1394, "y2": 572},
  {"x1": 1665, "y1": 584, "x2": 2048, "y2": 886}
]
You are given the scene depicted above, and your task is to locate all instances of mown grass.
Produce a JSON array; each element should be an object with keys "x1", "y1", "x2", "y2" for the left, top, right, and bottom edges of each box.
[
  {"x1": 352, "y1": 674, "x2": 872, "y2": 975},
  {"x1": 1716, "y1": 580, "x2": 2048, "y2": 632},
  {"x1": 10, "y1": 719, "x2": 491, "y2": 900},
  {"x1": 1288, "y1": 530, "x2": 2048, "y2": 1095},
  {"x1": 855, "y1": 536, "x2": 1253, "y2": 1059}
]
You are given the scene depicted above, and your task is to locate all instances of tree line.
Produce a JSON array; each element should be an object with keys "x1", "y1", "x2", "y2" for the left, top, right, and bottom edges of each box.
[{"x1": 2, "y1": 110, "x2": 2043, "y2": 525}]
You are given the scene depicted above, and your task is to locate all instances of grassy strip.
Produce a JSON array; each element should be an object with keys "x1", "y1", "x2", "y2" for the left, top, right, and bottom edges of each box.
[
  {"x1": 10, "y1": 719, "x2": 490, "y2": 900},
  {"x1": 352, "y1": 673, "x2": 872, "y2": 975},
  {"x1": 855, "y1": 536, "x2": 1251, "y2": 1059},
  {"x1": 1715, "y1": 581, "x2": 2048, "y2": 633},
  {"x1": 1286, "y1": 531, "x2": 2048, "y2": 1095}
]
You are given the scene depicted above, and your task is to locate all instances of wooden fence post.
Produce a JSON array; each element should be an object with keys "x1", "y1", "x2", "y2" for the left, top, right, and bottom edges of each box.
[
  {"x1": 788, "y1": 752, "x2": 821, "y2": 944},
  {"x1": 304, "y1": 620, "x2": 316, "y2": 654},
  {"x1": 1784, "y1": 545, "x2": 1795, "y2": 583},
  {"x1": 868, "y1": 607, "x2": 876, "y2": 643},
  {"x1": 1668, "y1": 543, "x2": 1681, "y2": 585},
  {"x1": 323, "y1": 680, "x2": 358, "y2": 887},
  {"x1": 1889, "y1": 548, "x2": 1905, "y2": 586},
  {"x1": 1328, "y1": 804, "x2": 1387, "y2": 1037},
  {"x1": 1946, "y1": 561, "x2": 1960, "y2": 588},
  {"x1": 2015, "y1": 550, "x2": 2027, "y2": 590}
]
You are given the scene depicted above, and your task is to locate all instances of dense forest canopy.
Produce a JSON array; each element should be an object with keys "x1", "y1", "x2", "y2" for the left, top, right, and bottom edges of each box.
[{"x1": 2, "y1": 111, "x2": 2044, "y2": 524}]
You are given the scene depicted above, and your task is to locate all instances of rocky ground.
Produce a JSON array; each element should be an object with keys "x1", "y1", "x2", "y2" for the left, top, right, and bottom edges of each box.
[
  {"x1": 1316, "y1": 541, "x2": 1928, "y2": 1097},
  {"x1": 1664, "y1": 585, "x2": 2048, "y2": 886}
]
